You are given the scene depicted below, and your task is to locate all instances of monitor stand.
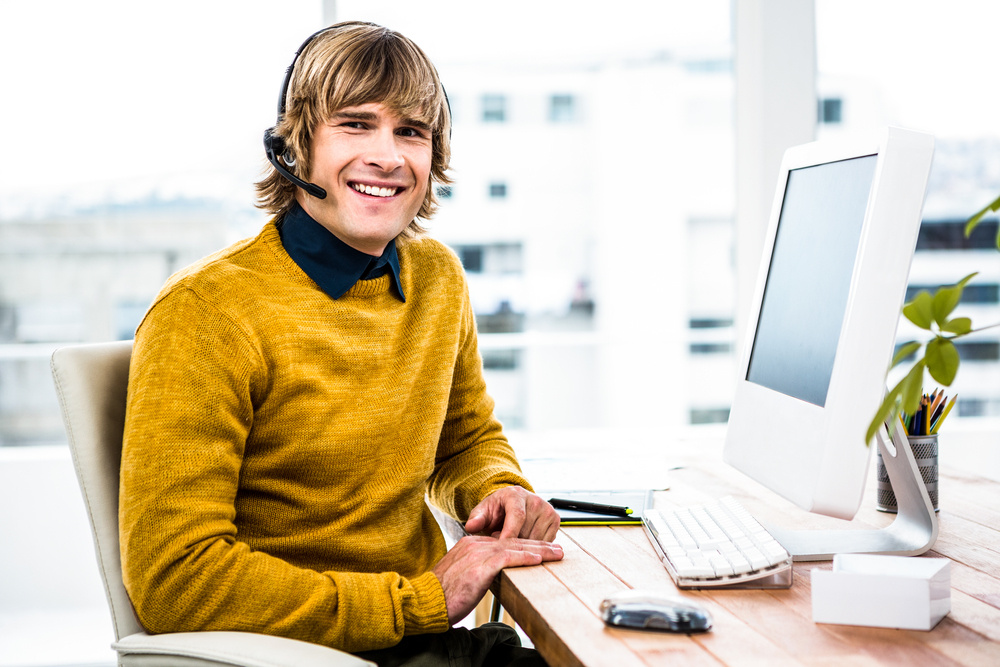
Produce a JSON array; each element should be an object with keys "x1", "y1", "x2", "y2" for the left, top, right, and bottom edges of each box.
[{"x1": 764, "y1": 420, "x2": 939, "y2": 562}]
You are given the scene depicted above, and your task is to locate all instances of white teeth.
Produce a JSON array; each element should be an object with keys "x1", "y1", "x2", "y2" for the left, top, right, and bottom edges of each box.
[{"x1": 353, "y1": 183, "x2": 397, "y2": 197}]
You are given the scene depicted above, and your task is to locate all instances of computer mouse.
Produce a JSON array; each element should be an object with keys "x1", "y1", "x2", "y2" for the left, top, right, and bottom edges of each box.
[{"x1": 600, "y1": 590, "x2": 713, "y2": 633}]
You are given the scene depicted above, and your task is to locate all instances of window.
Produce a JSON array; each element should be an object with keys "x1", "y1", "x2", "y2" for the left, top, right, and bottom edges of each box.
[
  {"x1": 690, "y1": 407, "x2": 731, "y2": 424},
  {"x1": 818, "y1": 97, "x2": 843, "y2": 124},
  {"x1": 957, "y1": 397, "x2": 1000, "y2": 418},
  {"x1": 482, "y1": 348, "x2": 520, "y2": 370},
  {"x1": 456, "y1": 246, "x2": 484, "y2": 273},
  {"x1": 906, "y1": 283, "x2": 999, "y2": 305},
  {"x1": 689, "y1": 318, "x2": 734, "y2": 329},
  {"x1": 916, "y1": 219, "x2": 1000, "y2": 251},
  {"x1": 452, "y1": 242, "x2": 522, "y2": 275},
  {"x1": 895, "y1": 341, "x2": 1000, "y2": 364},
  {"x1": 482, "y1": 94, "x2": 506, "y2": 122},
  {"x1": 489, "y1": 182, "x2": 508, "y2": 199},
  {"x1": 690, "y1": 342, "x2": 732, "y2": 355},
  {"x1": 435, "y1": 185, "x2": 453, "y2": 199},
  {"x1": 955, "y1": 341, "x2": 1000, "y2": 362},
  {"x1": 549, "y1": 94, "x2": 576, "y2": 122}
]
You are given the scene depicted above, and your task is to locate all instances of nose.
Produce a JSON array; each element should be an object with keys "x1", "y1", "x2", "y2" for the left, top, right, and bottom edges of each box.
[{"x1": 364, "y1": 127, "x2": 405, "y2": 173}]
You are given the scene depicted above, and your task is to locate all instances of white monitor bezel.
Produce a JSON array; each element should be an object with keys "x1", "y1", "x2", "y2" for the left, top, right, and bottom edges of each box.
[{"x1": 724, "y1": 127, "x2": 935, "y2": 520}]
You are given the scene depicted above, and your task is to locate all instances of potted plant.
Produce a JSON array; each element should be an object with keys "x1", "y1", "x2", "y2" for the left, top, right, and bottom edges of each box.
[{"x1": 866, "y1": 193, "x2": 1000, "y2": 444}]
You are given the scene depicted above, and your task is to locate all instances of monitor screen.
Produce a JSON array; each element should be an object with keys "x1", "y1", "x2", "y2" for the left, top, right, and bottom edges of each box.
[{"x1": 746, "y1": 155, "x2": 877, "y2": 407}]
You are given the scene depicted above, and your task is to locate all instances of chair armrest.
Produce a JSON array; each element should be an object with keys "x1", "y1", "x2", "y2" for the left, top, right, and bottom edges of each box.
[{"x1": 114, "y1": 631, "x2": 374, "y2": 667}]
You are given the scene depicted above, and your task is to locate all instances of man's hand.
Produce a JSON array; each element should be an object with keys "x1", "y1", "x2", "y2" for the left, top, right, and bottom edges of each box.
[
  {"x1": 431, "y1": 535, "x2": 564, "y2": 624},
  {"x1": 465, "y1": 486, "x2": 561, "y2": 542}
]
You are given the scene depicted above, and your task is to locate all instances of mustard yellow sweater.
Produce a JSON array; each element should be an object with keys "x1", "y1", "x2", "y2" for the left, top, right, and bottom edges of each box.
[{"x1": 120, "y1": 221, "x2": 531, "y2": 653}]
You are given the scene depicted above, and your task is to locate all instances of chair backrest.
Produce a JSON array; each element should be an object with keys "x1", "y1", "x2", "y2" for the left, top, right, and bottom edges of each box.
[{"x1": 51, "y1": 340, "x2": 143, "y2": 640}]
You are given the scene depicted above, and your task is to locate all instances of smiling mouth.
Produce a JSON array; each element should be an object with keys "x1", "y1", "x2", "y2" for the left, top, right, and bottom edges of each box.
[{"x1": 351, "y1": 183, "x2": 400, "y2": 198}]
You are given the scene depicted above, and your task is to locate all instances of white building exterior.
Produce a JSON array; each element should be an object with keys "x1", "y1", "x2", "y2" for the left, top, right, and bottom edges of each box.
[{"x1": 431, "y1": 52, "x2": 738, "y2": 433}]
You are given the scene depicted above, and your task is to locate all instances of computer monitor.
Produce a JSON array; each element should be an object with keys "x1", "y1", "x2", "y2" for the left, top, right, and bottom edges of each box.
[{"x1": 724, "y1": 126, "x2": 937, "y2": 560}]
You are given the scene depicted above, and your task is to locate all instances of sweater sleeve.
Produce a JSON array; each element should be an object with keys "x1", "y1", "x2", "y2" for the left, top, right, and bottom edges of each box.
[
  {"x1": 120, "y1": 287, "x2": 449, "y2": 653},
  {"x1": 426, "y1": 277, "x2": 534, "y2": 521}
]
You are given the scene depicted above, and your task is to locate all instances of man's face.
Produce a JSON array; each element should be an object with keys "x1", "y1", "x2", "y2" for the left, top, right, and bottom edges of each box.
[{"x1": 296, "y1": 102, "x2": 433, "y2": 256}]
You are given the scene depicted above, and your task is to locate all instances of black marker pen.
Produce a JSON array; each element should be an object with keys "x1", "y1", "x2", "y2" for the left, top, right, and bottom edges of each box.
[{"x1": 548, "y1": 498, "x2": 633, "y2": 517}]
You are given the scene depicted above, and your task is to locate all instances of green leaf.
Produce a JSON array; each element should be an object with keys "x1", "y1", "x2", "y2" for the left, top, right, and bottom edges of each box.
[
  {"x1": 925, "y1": 337, "x2": 960, "y2": 386},
  {"x1": 891, "y1": 341, "x2": 922, "y2": 368},
  {"x1": 932, "y1": 287, "x2": 963, "y2": 326},
  {"x1": 900, "y1": 360, "x2": 926, "y2": 414},
  {"x1": 965, "y1": 194, "x2": 1000, "y2": 236},
  {"x1": 956, "y1": 272, "x2": 979, "y2": 286},
  {"x1": 902, "y1": 291, "x2": 934, "y2": 330},
  {"x1": 930, "y1": 273, "x2": 978, "y2": 327},
  {"x1": 866, "y1": 375, "x2": 907, "y2": 446},
  {"x1": 941, "y1": 317, "x2": 972, "y2": 335}
]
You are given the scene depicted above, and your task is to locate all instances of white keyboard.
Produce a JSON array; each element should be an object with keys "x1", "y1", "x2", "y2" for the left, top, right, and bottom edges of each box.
[{"x1": 642, "y1": 496, "x2": 793, "y2": 589}]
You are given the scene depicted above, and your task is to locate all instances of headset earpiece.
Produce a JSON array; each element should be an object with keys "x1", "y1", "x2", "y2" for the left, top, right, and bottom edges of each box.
[
  {"x1": 263, "y1": 127, "x2": 285, "y2": 156},
  {"x1": 263, "y1": 127, "x2": 326, "y2": 199}
]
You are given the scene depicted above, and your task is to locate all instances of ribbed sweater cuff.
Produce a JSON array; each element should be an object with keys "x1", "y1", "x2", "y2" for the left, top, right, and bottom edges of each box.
[{"x1": 404, "y1": 571, "x2": 451, "y2": 635}]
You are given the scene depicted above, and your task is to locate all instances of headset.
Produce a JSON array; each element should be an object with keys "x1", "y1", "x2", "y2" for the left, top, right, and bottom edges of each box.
[{"x1": 262, "y1": 23, "x2": 451, "y2": 201}]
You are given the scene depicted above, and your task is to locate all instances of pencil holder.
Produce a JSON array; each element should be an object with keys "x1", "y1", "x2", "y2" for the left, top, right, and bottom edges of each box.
[{"x1": 876, "y1": 434, "x2": 939, "y2": 513}]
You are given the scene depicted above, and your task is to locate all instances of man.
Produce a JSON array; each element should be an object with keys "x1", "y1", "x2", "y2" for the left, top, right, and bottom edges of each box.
[{"x1": 119, "y1": 20, "x2": 563, "y2": 664}]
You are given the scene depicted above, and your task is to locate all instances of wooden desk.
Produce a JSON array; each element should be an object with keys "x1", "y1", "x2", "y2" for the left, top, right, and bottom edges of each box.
[{"x1": 496, "y1": 456, "x2": 1000, "y2": 666}]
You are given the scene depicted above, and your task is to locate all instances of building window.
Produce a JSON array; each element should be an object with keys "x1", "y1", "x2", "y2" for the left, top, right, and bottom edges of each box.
[
  {"x1": 690, "y1": 407, "x2": 730, "y2": 425},
  {"x1": 451, "y1": 242, "x2": 523, "y2": 275},
  {"x1": 689, "y1": 342, "x2": 732, "y2": 355},
  {"x1": 482, "y1": 348, "x2": 520, "y2": 370},
  {"x1": 906, "y1": 283, "x2": 999, "y2": 305},
  {"x1": 689, "y1": 318, "x2": 734, "y2": 329},
  {"x1": 957, "y1": 397, "x2": 1000, "y2": 418},
  {"x1": 549, "y1": 94, "x2": 576, "y2": 123},
  {"x1": 435, "y1": 185, "x2": 453, "y2": 199},
  {"x1": 482, "y1": 94, "x2": 506, "y2": 122},
  {"x1": 955, "y1": 341, "x2": 1000, "y2": 362},
  {"x1": 456, "y1": 246, "x2": 484, "y2": 273},
  {"x1": 916, "y1": 219, "x2": 999, "y2": 251},
  {"x1": 897, "y1": 340, "x2": 1000, "y2": 364},
  {"x1": 818, "y1": 97, "x2": 843, "y2": 124},
  {"x1": 489, "y1": 182, "x2": 508, "y2": 199}
]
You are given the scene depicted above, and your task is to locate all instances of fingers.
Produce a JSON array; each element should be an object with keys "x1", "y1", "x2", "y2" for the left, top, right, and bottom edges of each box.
[
  {"x1": 432, "y1": 535, "x2": 564, "y2": 624},
  {"x1": 523, "y1": 494, "x2": 561, "y2": 542},
  {"x1": 464, "y1": 509, "x2": 489, "y2": 535},
  {"x1": 497, "y1": 500, "x2": 527, "y2": 540},
  {"x1": 464, "y1": 489, "x2": 511, "y2": 537},
  {"x1": 467, "y1": 487, "x2": 562, "y2": 542},
  {"x1": 490, "y1": 536, "x2": 564, "y2": 567}
]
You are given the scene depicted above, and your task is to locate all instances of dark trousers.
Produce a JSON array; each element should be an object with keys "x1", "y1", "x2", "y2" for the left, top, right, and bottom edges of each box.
[{"x1": 353, "y1": 623, "x2": 548, "y2": 667}]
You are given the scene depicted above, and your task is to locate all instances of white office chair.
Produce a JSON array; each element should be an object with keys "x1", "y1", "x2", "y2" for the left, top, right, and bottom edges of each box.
[{"x1": 51, "y1": 341, "x2": 372, "y2": 667}]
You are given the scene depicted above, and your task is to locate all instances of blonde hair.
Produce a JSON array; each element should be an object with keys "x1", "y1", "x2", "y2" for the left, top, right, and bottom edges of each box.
[{"x1": 255, "y1": 22, "x2": 452, "y2": 235}]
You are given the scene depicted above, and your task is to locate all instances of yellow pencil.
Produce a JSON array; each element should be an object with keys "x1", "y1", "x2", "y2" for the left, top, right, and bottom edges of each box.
[
  {"x1": 929, "y1": 389, "x2": 944, "y2": 414},
  {"x1": 931, "y1": 395, "x2": 957, "y2": 434}
]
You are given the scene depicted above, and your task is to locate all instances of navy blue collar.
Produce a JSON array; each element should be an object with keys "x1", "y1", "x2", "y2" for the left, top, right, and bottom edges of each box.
[{"x1": 278, "y1": 201, "x2": 405, "y2": 302}]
